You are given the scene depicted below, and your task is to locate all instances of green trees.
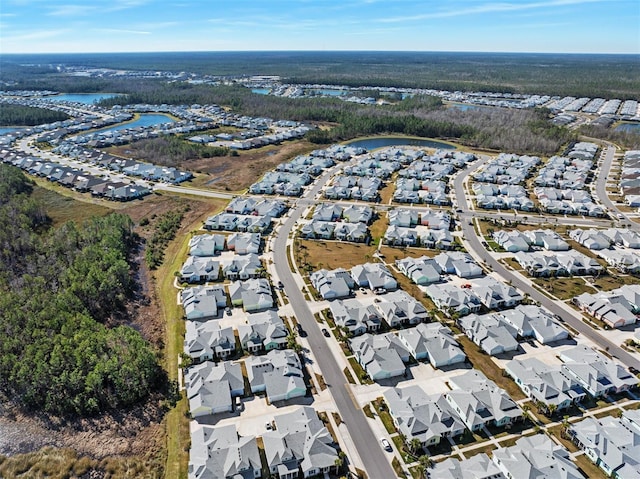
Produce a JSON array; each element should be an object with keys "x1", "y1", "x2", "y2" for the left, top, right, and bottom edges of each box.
[
  {"x1": 144, "y1": 209, "x2": 185, "y2": 269},
  {"x1": 0, "y1": 165, "x2": 162, "y2": 416},
  {"x1": 0, "y1": 104, "x2": 69, "y2": 126}
]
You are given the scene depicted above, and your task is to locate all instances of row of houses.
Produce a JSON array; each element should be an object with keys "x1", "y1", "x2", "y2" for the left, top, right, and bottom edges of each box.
[
  {"x1": 473, "y1": 153, "x2": 541, "y2": 185},
  {"x1": 55, "y1": 144, "x2": 192, "y2": 183},
  {"x1": 574, "y1": 284, "x2": 640, "y2": 328},
  {"x1": 204, "y1": 213, "x2": 272, "y2": 233},
  {"x1": 621, "y1": 150, "x2": 640, "y2": 204},
  {"x1": 300, "y1": 220, "x2": 368, "y2": 243},
  {"x1": 596, "y1": 248, "x2": 640, "y2": 274},
  {"x1": 396, "y1": 149, "x2": 475, "y2": 181},
  {"x1": 534, "y1": 155, "x2": 594, "y2": 190},
  {"x1": 323, "y1": 175, "x2": 382, "y2": 201},
  {"x1": 186, "y1": 348, "x2": 306, "y2": 417},
  {"x1": 341, "y1": 157, "x2": 400, "y2": 179},
  {"x1": 492, "y1": 228, "x2": 569, "y2": 252},
  {"x1": 189, "y1": 407, "x2": 340, "y2": 479},
  {"x1": 472, "y1": 183, "x2": 535, "y2": 211},
  {"x1": 513, "y1": 250, "x2": 603, "y2": 277},
  {"x1": 225, "y1": 197, "x2": 287, "y2": 217},
  {"x1": 181, "y1": 280, "x2": 273, "y2": 320},
  {"x1": 383, "y1": 225, "x2": 453, "y2": 249},
  {"x1": 431, "y1": 434, "x2": 584, "y2": 479},
  {"x1": 310, "y1": 263, "x2": 398, "y2": 300},
  {"x1": 180, "y1": 253, "x2": 264, "y2": 283},
  {"x1": 311, "y1": 203, "x2": 373, "y2": 224},
  {"x1": 459, "y1": 304, "x2": 568, "y2": 356},
  {"x1": 569, "y1": 227, "x2": 640, "y2": 250},
  {"x1": 328, "y1": 290, "x2": 429, "y2": 334},
  {"x1": 535, "y1": 186, "x2": 604, "y2": 216},
  {"x1": 0, "y1": 150, "x2": 151, "y2": 201},
  {"x1": 568, "y1": 409, "x2": 640, "y2": 479},
  {"x1": 384, "y1": 369, "x2": 522, "y2": 447},
  {"x1": 393, "y1": 178, "x2": 450, "y2": 205},
  {"x1": 184, "y1": 309, "x2": 286, "y2": 363},
  {"x1": 349, "y1": 323, "x2": 466, "y2": 381},
  {"x1": 188, "y1": 232, "x2": 261, "y2": 257},
  {"x1": 388, "y1": 207, "x2": 451, "y2": 230}
]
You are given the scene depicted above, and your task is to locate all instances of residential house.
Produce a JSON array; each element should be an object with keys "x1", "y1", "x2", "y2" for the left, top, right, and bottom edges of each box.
[
  {"x1": 309, "y1": 268, "x2": 354, "y2": 299},
  {"x1": 228, "y1": 278, "x2": 273, "y2": 311},
  {"x1": 374, "y1": 290, "x2": 429, "y2": 327},
  {"x1": 185, "y1": 361, "x2": 244, "y2": 417},
  {"x1": 350, "y1": 263, "x2": 397, "y2": 291},
  {"x1": 425, "y1": 284, "x2": 482, "y2": 317},
  {"x1": 245, "y1": 349, "x2": 306, "y2": 403},
  {"x1": 184, "y1": 321, "x2": 236, "y2": 363},
  {"x1": 180, "y1": 257, "x2": 220, "y2": 283},
  {"x1": 458, "y1": 314, "x2": 519, "y2": 356},
  {"x1": 350, "y1": 333, "x2": 409, "y2": 381},
  {"x1": 263, "y1": 407, "x2": 339, "y2": 479},
  {"x1": 227, "y1": 232, "x2": 261, "y2": 255},
  {"x1": 560, "y1": 346, "x2": 638, "y2": 397},
  {"x1": 181, "y1": 285, "x2": 227, "y2": 320},
  {"x1": 471, "y1": 276, "x2": 523, "y2": 309},
  {"x1": 434, "y1": 252, "x2": 483, "y2": 278},
  {"x1": 396, "y1": 256, "x2": 442, "y2": 285},
  {"x1": 568, "y1": 411, "x2": 640, "y2": 479},
  {"x1": 446, "y1": 370, "x2": 522, "y2": 431},
  {"x1": 384, "y1": 385, "x2": 466, "y2": 447},
  {"x1": 492, "y1": 435, "x2": 583, "y2": 479},
  {"x1": 429, "y1": 454, "x2": 505, "y2": 479},
  {"x1": 328, "y1": 299, "x2": 382, "y2": 336},
  {"x1": 396, "y1": 323, "x2": 466, "y2": 368},
  {"x1": 189, "y1": 424, "x2": 261, "y2": 479},
  {"x1": 222, "y1": 254, "x2": 263, "y2": 280},
  {"x1": 189, "y1": 234, "x2": 226, "y2": 256},
  {"x1": 506, "y1": 357, "x2": 586, "y2": 411},
  {"x1": 238, "y1": 310, "x2": 288, "y2": 353}
]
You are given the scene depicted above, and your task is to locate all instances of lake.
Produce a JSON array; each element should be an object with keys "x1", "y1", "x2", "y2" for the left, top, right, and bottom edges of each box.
[
  {"x1": 309, "y1": 89, "x2": 347, "y2": 97},
  {"x1": 44, "y1": 93, "x2": 120, "y2": 104},
  {"x1": 0, "y1": 127, "x2": 22, "y2": 135},
  {"x1": 94, "y1": 114, "x2": 176, "y2": 134},
  {"x1": 616, "y1": 123, "x2": 640, "y2": 133},
  {"x1": 346, "y1": 136, "x2": 456, "y2": 150},
  {"x1": 251, "y1": 88, "x2": 270, "y2": 95}
]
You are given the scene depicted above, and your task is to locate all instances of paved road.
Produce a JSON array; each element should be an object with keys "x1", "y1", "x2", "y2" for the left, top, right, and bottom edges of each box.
[
  {"x1": 454, "y1": 154, "x2": 640, "y2": 370},
  {"x1": 273, "y1": 167, "x2": 396, "y2": 479}
]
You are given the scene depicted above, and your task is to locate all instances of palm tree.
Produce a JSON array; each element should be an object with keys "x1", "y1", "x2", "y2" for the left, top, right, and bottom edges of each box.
[
  {"x1": 409, "y1": 437, "x2": 422, "y2": 455},
  {"x1": 414, "y1": 463, "x2": 426, "y2": 479},
  {"x1": 419, "y1": 454, "x2": 433, "y2": 468}
]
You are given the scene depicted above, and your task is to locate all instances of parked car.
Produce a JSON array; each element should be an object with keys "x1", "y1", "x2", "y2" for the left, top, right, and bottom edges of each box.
[
  {"x1": 322, "y1": 328, "x2": 330, "y2": 337},
  {"x1": 225, "y1": 306, "x2": 232, "y2": 316},
  {"x1": 381, "y1": 438, "x2": 391, "y2": 451},
  {"x1": 297, "y1": 323, "x2": 306, "y2": 337}
]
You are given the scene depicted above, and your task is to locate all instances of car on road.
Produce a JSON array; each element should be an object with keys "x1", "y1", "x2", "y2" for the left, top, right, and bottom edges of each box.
[
  {"x1": 297, "y1": 323, "x2": 306, "y2": 337},
  {"x1": 456, "y1": 208, "x2": 463, "y2": 213},
  {"x1": 277, "y1": 281, "x2": 284, "y2": 290},
  {"x1": 322, "y1": 328, "x2": 330, "y2": 337},
  {"x1": 381, "y1": 438, "x2": 392, "y2": 451}
]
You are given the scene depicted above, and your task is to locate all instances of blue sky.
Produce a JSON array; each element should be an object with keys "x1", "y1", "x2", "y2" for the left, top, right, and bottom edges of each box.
[{"x1": 1, "y1": 0, "x2": 638, "y2": 54}]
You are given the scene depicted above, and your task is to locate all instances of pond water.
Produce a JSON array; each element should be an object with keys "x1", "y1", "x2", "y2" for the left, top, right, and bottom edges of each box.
[
  {"x1": 309, "y1": 89, "x2": 347, "y2": 96},
  {"x1": 346, "y1": 136, "x2": 456, "y2": 150},
  {"x1": 251, "y1": 88, "x2": 270, "y2": 95},
  {"x1": 94, "y1": 113, "x2": 175, "y2": 134},
  {"x1": 44, "y1": 93, "x2": 120, "y2": 104},
  {"x1": 616, "y1": 123, "x2": 640, "y2": 133},
  {"x1": 0, "y1": 127, "x2": 21, "y2": 135},
  {"x1": 448, "y1": 103, "x2": 487, "y2": 111}
]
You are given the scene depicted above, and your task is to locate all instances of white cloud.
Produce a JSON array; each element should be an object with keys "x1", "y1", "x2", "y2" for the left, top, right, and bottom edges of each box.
[{"x1": 379, "y1": 0, "x2": 612, "y2": 23}]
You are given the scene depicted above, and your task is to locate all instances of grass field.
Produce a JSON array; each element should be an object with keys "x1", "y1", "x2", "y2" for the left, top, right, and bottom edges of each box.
[
  {"x1": 31, "y1": 183, "x2": 113, "y2": 225},
  {"x1": 457, "y1": 336, "x2": 526, "y2": 401},
  {"x1": 532, "y1": 277, "x2": 596, "y2": 300}
]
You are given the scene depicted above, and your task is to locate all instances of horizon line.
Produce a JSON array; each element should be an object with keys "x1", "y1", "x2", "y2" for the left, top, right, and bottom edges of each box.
[{"x1": 2, "y1": 49, "x2": 639, "y2": 56}]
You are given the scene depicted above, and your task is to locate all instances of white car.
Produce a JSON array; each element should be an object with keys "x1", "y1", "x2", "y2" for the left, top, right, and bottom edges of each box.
[{"x1": 381, "y1": 438, "x2": 391, "y2": 451}]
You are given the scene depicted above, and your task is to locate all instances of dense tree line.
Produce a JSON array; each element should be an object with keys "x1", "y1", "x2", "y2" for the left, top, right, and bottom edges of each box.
[
  {"x1": 4, "y1": 51, "x2": 638, "y2": 98},
  {"x1": 144, "y1": 208, "x2": 185, "y2": 269},
  {"x1": 579, "y1": 124, "x2": 640, "y2": 150},
  {"x1": 111, "y1": 135, "x2": 229, "y2": 168},
  {"x1": 0, "y1": 104, "x2": 69, "y2": 126},
  {"x1": 0, "y1": 165, "x2": 162, "y2": 416}
]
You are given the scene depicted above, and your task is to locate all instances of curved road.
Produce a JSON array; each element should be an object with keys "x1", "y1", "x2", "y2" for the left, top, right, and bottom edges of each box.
[
  {"x1": 273, "y1": 168, "x2": 396, "y2": 479},
  {"x1": 454, "y1": 155, "x2": 640, "y2": 370}
]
